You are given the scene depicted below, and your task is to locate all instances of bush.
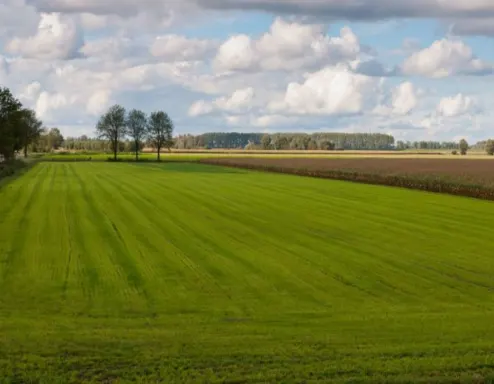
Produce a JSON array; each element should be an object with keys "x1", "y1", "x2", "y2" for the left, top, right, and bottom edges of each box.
[
  {"x1": 451, "y1": 150, "x2": 458, "y2": 155},
  {"x1": 0, "y1": 160, "x2": 27, "y2": 180},
  {"x1": 486, "y1": 140, "x2": 494, "y2": 156}
]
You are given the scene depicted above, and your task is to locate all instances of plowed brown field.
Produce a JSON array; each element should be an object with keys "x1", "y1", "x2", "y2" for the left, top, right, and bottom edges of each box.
[{"x1": 201, "y1": 157, "x2": 494, "y2": 199}]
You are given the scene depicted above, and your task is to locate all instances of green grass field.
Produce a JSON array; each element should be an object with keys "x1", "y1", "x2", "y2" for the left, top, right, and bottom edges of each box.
[{"x1": 2, "y1": 162, "x2": 494, "y2": 383}]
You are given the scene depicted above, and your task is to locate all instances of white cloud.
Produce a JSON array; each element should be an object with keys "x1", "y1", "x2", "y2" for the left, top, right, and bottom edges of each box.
[
  {"x1": 437, "y1": 93, "x2": 474, "y2": 117},
  {"x1": 19, "y1": 81, "x2": 42, "y2": 102},
  {"x1": 214, "y1": 87, "x2": 255, "y2": 111},
  {"x1": 189, "y1": 100, "x2": 214, "y2": 117},
  {"x1": 252, "y1": 114, "x2": 293, "y2": 127},
  {"x1": 80, "y1": 37, "x2": 139, "y2": 60},
  {"x1": 214, "y1": 19, "x2": 360, "y2": 72},
  {"x1": 87, "y1": 89, "x2": 112, "y2": 116},
  {"x1": 401, "y1": 39, "x2": 493, "y2": 77},
  {"x1": 214, "y1": 34, "x2": 256, "y2": 72},
  {"x1": 6, "y1": 13, "x2": 83, "y2": 60},
  {"x1": 188, "y1": 87, "x2": 255, "y2": 116},
  {"x1": 35, "y1": 91, "x2": 77, "y2": 120},
  {"x1": 151, "y1": 35, "x2": 217, "y2": 61},
  {"x1": 272, "y1": 64, "x2": 376, "y2": 115},
  {"x1": 391, "y1": 82, "x2": 418, "y2": 115}
]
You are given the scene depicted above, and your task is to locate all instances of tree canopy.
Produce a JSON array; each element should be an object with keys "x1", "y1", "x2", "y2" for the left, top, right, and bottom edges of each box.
[{"x1": 0, "y1": 87, "x2": 43, "y2": 161}]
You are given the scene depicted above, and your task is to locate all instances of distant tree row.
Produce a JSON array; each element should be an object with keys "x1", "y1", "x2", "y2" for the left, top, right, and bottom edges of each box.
[
  {"x1": 471, "y1": 140, "x2": 494, "y2": 155},
  {"x1": 395, "y1": 140, "x2": 461, "y2": 151},
  {"x1": 0, "y1": 87, "x2": 43, "y2": 161},
  {"x1": 174, "y1": 133, "x2": 396, "y2": 151},
  {"x1": 32, "y1": 128, "x2": 65, "y2": 153},
  {"x1": 96, "y1": 105, "x2": 174, "y2": 161}
]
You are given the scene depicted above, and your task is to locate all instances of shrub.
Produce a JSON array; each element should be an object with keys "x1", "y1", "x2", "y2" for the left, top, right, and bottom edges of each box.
[
  {"x1": 451, "y1": 150, "x2": 458, "y2": 155},
  {"x1": 485, "y1": 140, "x2": 494, "y2": 156},
  {"x1": 0, "y1": 160, "x2": 27, "y2": 180}
]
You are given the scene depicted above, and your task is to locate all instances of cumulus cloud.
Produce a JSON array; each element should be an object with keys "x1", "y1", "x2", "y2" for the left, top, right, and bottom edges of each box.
[
  {"x1": 80, "y1": 37, "x2": 141, "y2": 60},
  {"x1": 270, "y1": 64, "x2": 377, "y2": 115},
  {"x1": 214, "y1": 18, "x2": 360, "y2": 72},
  {"x1": 401, "y1": 39, "x2": 493, "y2": 77},
  {"x1": 6, "y1": 13, "x2": 83, "y2": 60},
  {"x1": 19, "y1": 81, "x2": 42, "y2": 102},
  {"x1": 151, "y1": 35, "x2": 217, "y2": 61},
  {"x1": 35, "y1": 91, "x2": 77, "y2": 120},
  {"x1": 391, "y1": 82, "x2": 418, "y2": 115},
  {"x1": 189, "y1": 87, "x2": 255, "y2": 116},
  {"x1": 436, "y1": 94, "x2": 474, "y2": 117},
  {"x1": 86, "y1": 89, "x2": 112, "y2": 116},
  {"x1": 374, "y1": 82, "x2": 418, "y2": 116}
]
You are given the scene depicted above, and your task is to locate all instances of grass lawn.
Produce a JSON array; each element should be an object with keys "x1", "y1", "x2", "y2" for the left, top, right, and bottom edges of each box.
[{"x1": 1, "y1": 162, "x2": 494, "y2": 383}]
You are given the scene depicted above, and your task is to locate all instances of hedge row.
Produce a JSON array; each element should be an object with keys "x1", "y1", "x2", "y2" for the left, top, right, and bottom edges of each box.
[{"x1": 200, "y1": 160, "x2": 494, "y2": 201}]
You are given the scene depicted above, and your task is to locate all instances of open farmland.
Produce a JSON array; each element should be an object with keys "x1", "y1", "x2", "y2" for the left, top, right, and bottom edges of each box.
[
  {"x1": 2, "y1": 162, "x2": 494, "y2": 382},
  {"x1": 202, "y1": 157, "x2": 494, "y2": 200}
]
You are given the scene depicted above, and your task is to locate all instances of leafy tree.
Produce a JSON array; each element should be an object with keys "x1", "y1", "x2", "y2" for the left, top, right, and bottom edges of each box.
[
  {"x1": 147, "y1": 111, "x2": 174, "y2": 161},
  {"x1": 459, "y1": 139, "x2": 469, "y2": 156},
  {"x1": 96, "y1": 105, "x2": 127, "y2": 161},
  {"x1": 318, "y1": 139, "x2": 335, "y2": 151},
  {"x1": 261, "y1": 134, "x2": 271, "y2": 150},
  {"x1": 47, "y1": 128, "x2": 64, "y2": 150},
  {"x1": 18, "y1": 109, "x2": 43, "y2": 158},
  {"x1": 486, "y1": 139, "x2": 494, "y2": 156},
  {"x1": 126, "y1": 109, "x2": 147, "y2": 161},
  {"x1": 0, "y1": 87, "x2": 23, "y2": 161}
]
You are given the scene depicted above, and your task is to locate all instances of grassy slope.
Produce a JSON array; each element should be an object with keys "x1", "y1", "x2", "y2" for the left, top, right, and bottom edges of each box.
[{"x1": 1, "y1": 162, "x2": 494, "y2": 382}]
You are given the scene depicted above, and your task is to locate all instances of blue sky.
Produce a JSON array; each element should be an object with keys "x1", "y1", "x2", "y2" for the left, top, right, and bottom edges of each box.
[{"x1": 1, "y1": 0, "x2": 494, "y2": 143}]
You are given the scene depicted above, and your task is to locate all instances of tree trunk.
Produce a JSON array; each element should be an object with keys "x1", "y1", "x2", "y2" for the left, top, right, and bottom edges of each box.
[
  {"x1": 24, "y1": 144, "x2": 28, "y2": 158},
  {"x1": 114, "y1": 140, "x2": 117, "y2": 161},
  {"x1": 135, "y1": 145, "x2": 138, "y2": 162},
  {"x1": 157, "y1": 147, "x2": 161, "y2": 162}
]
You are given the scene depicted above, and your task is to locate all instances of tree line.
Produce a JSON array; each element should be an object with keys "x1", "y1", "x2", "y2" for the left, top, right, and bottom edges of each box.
[
  {"x1": 95, "y1": 105, "x2": 174, "y2": 161},
  {"x1": 175, "y1": 132, "x2": 396, "y2": 151}
]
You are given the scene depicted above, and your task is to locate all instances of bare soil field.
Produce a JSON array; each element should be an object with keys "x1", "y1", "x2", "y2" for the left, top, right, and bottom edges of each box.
[
  {"x1": 201, "y1": 157, "x2": 494, "y2": 200},
  {"x1": 143, "y1": 148, "x2": 448, "y2": 156}
]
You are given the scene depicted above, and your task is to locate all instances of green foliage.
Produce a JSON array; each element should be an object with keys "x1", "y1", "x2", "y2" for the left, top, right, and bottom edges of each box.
[
  {"x1": 175, "y1": 132, "x2": 395, "y2": 150},
  {"x1": 147, "y1": 111, "x2": 174, "y2": 160},
  {"x1": 96, "y1": 105, "x2": 127, "y2": 161},
  {"x1": 261, "y1": 134, "x2": 271, "y2": 149},
  {"x1": 17, "y1": 109, "x2": 43, "y2": 157},
  {"x1": 485, "y1": 139, "x2": 494, "y2": 156},
  {"x1": 2, "y1": 162, "x2": 494, "y2": 382},
  {"x1": 126, "y1": 109, "x2": 147, "y2": 161},
  {"x1": 459, "y1": 139, "x2": 469, "y2": 155},
  {"x1": 0, "y1": 159, "x2": 27, "y2": 180},
  {"x1": 0, "y1": 87, "x2": 23, "y2": 160}
]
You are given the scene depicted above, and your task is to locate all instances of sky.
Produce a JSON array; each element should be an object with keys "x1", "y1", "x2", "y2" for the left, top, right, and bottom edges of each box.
[{"x1": 1, "y1": 0, "x2": 494, "y2": 142}]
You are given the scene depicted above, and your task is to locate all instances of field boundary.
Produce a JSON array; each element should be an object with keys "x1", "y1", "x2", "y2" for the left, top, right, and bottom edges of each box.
[
  {"x1": 0, "y1": 159, "x2": 38, "y2": 189},
  {"x1": 200, "y1": 159, "x2": 494, "y2": 201}
]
